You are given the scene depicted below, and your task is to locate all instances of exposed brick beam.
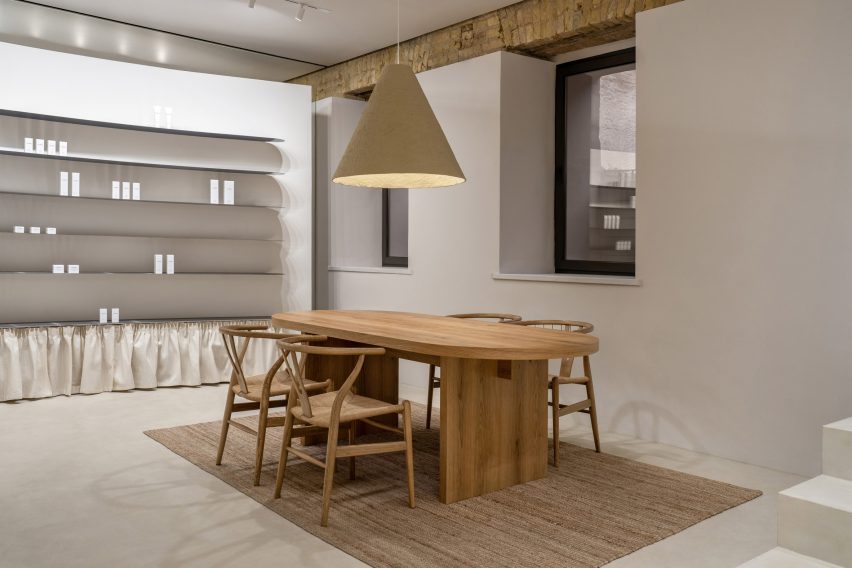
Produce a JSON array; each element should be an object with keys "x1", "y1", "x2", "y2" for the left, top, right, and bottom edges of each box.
[{"x1": 289, "y1": 0, "x2": 682, "y2": 100}]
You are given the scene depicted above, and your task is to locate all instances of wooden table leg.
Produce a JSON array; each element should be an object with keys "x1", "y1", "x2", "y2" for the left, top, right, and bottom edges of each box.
[
  {"x1": 439, "y1": 357, "x2": 548, "y2": 504},
  {"x1": 303, "y1": 338, "x2": 399, "y2": 444}
]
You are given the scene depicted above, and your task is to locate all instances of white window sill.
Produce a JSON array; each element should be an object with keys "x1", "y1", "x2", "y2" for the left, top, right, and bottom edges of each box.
[
  {"x1": 492, "y1": 272, "x2": 641, "y2": 286},
  {"x1": 328, "y1": 266, "x2": 413, "y2": 275}
]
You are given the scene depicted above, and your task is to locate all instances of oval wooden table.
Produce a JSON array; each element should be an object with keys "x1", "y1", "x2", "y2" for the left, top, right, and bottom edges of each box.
[{"x1": 272, "y1": 310, "x2": 599, "y2": 504}]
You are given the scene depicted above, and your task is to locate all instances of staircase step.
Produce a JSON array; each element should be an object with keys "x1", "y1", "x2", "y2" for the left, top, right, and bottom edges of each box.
[
  {"x1": 778, "y1": 475, "x2": 852, "y2": 567},
  {"x1": 824, "y1": 417, "x2": 852, "y2": 481},
  {"x1": 738, "y1": 547, "x2": 842, "y2": 567}
]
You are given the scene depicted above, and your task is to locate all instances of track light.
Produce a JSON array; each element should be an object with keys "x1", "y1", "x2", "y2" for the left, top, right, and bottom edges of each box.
[{"x1": 295, "y1": 3, "x2": 305, "y2": 21}]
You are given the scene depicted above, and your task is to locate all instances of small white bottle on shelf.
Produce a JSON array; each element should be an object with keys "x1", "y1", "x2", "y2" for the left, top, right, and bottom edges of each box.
[
  {"x1": 13, "y1": 226, "x2": 25, "y2": 233},
  {"x1": 71, "y1": 172, "x2": 80, "y2": 197},
  {"x1": 68, "y1": 264, "x2": 80, "y2": 274},
  {"x1": 47, "y1": 140, "x2": 57, "y2": 155},
  {"x1": 122, "y1": 182, "x2": 130, "y2": 200},
  {"x1": 35, "y1": 139, "x2": 45, "y2": 154},
  {"x1": 154, "y1": 254, "x2": 163, "y2": 275},
  {"x1": 29, "y1": 226, "x2": 40, "y2": 234},
  {"x1": 165, "y1": 107, "x2": 173, "y2": 129},
  {"x1": 99, "y1": 308, "x2": 108, "y2": 324},
  {"x1": 111, "y1": 308, "x2": 120, "y2": 324},
  {"x1": 60, "y1": 171, "x2": 69, "y2": 196},
  {"x1": 153, "y1": 105, "x2": 162, "y2": 128},
  {"x1": 223, "y1": 180, "x2": 235, "y2": 205},
  {"x1": 24, "y1": 138, "x2": 34, "y2": 153},
  {"x1": 52, "y1": 264, "x2": 65, "y2": 274},
  {"x1": 132, "y1": 182, "x2": 141, "y2": 200},
  {"x1": 46, "y1": 227, "x2": 57, "y2": 235},
  {"x1": 112, "y1": 181, "x2": 121, "y2": 199},
  {"x1": 210, "y1": 180, "x2": 219, "y2": 204},
  {"x1": 59, "y1": 141, "x2": 68, "y2": 156},
  {"x1": 166, "y1": 254, "x2": 175, "y2": 275}
]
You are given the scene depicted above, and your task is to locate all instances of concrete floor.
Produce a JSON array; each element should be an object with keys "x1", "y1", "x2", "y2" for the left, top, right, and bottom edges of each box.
[{"x1": 0, "y1": 383, "x2": 804, "y2": 568}]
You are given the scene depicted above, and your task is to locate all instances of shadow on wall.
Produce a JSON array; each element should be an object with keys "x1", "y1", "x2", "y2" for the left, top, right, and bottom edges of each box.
[{"x1": 607, "y1": 401, "x2": 708, "y2": 468}]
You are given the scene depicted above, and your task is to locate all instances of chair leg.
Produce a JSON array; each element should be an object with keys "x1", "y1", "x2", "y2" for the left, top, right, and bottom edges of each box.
[
  {"x1": 584, "y1": 355, "x2": 601, "y2": 453},
  {"x1": 320, "y1": 425, "x2": 339, "y2": 527},
  {"x1": 253, "y1": 398, "x2": 270, "y2": 486},
  {"x1": 551, "y1": 377, "x2": 560, "y2": 468},
  {"x1": 348, "y1": 420, "x2": 357, "y2": 480},
  {"x1": 216, "y1": 388, "x2": 235, "y2": 466},
  {"x1": 403, "y1": 401, "x2": 416, "y2": 508},
  {"x1": 426, "y1": 364, "x2": 436, "y2": 429},
  {"x1": 274, "y1": 410, "x2": 295, "y2": 499}
]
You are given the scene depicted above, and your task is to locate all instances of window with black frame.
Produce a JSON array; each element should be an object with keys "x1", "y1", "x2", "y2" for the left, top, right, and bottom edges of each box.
[
  {"x1": 555, "y1": 48, "x2": 636, "y2": 276},
  {"x1": 382, "y1": 188, "x2": 408, "y2": 267}
]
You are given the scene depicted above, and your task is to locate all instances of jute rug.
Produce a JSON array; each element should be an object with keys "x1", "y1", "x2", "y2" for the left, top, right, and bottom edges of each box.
[{"x1": 145, "y1": 405, "x2": 761, "y2": 568}]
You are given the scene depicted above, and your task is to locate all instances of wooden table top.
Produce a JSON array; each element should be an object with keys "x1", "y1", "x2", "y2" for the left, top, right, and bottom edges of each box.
[{"x1": 271, "y1": 310, "x2": 598, "y2": 360}]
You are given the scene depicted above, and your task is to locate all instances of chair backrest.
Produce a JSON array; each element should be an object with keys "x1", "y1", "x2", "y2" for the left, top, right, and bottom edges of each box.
[
  {"x1": 220, "y1": 325, "x2": 297, "y2": 394},
  {"x1": 447, "y1": 312, "x2": 522, "y2": 323},
  {"x1": 278, "y1": 335, "x2": 386, "y2": 420},
  {"x1": 511, "y1": 320, "x2": 594, "y2": 377}
]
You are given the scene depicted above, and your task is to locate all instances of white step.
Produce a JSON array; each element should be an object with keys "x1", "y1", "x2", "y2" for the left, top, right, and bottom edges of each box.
[
  {"x1": 824, "y1": 417, "x2": 852, "y2": 481},
  {"x1": 738, "y1": 547, "x2": 842, "y2": 567},
  {"x1": 778, "y1": 475, "x2": 852, "y2": 567}
]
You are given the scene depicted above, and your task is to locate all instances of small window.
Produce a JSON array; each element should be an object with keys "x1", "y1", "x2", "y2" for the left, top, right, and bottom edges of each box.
[
  {"x1": 382, "y1": 188, "x2": 408, "y2": 267},
  {"x1": 555, "y1": 48, "x2": 636, "y2": 276}
]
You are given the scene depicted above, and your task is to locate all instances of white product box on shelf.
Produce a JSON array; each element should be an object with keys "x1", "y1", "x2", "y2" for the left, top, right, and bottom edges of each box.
[
  {"x1": 60, "y1": 171, "x2": 69, "y2": 196},
  {"x1": 59, "y1": 141, "x2": 67, "y2": 156},
  {"x1": 223, "y1": 180, "x2": 235, "y2": 205},
  {"x1": 29, "y1": 226, "x2": 40, "y2": 234},
  {"x1": 71, "y1": 172, "x2": 80, "y2": 197},
  {"x1": 99, "y1": 308, "x2": 108, "y2": 324},
  {"x1": 35, "y1": 139, "x2": 45, "y2": 154},
  {"x1": 47, "y1": 140, "x2": 56, "y2": 155},
  {"x1": 111, "y1": 308, "x2": 120, "y2": 324},
  {"x1": 154, "y1": 254, "x2": 163, "y2": 275},
  {"x1": 165, "y1": 107, "x2": 173, "y2": 129},
  {"x1": 132, "y1": 182, "x2": 141, "y2": 201},
  {"x1": 68, "y1": 264, "x2": 80, "y2": 274},
  {"x1": 153, "y1": 105, "x2": 162, "y2": 128},
  {"x1": 112, "y1": 181, "x2": 120, "y2": 199},
  {"x1": 13, "y1": 226, "x2": 24, "y2": 233},
  {"x1": 52, "y1": 264, "x2": 64, "y2": 274},
  {"x1": 209, "y1": 180, "x2": 219, "y2": 204},
  {"x1": 24, "y1": 138, "x2": 33, "y2": 153},
  {"x1": 122, "y1": 182, "x2": 130, "y2": 200},
  {"x1": 46, "y1": 227, "x2": 56, "y2": 235},
  {"x1": 166, "y1": 254, "x2": 175, "y2": 275}
]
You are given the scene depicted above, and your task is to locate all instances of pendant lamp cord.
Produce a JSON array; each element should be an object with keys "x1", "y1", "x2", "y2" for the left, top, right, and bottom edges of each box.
[{"x1": 396, "y1": 0, "x2": 400, "y2": 64}]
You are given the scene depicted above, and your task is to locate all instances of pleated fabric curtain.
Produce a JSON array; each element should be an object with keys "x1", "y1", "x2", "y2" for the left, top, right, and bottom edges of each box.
[{"x1": 0, "y1": 320, "x2": 277, "y2": 402}]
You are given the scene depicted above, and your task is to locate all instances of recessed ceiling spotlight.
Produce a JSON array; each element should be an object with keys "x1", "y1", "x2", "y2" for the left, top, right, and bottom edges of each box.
[
  {"x1": 247, "y1": 0, "x2": 256, "y2": 7},
  {"x1": 295, "y1": 3, "x2": 306, "y2": 21}
]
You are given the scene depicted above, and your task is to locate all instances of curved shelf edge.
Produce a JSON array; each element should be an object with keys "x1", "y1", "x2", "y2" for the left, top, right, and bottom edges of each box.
[
  {"x1": 0, "y1": 189, "x2": 285, "y2": 210},
  {"x1": 0, "y1": 148, "x2": 282, "y2": 175},
  {"x1": 0, "y1": 108, "x2": 284, "y2": 143},
  {"x1": 0, "y1": 315, "x2": 274, "y2": 329}
]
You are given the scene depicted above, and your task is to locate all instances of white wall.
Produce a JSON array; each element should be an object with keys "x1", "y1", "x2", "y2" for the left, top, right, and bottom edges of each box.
[
  {"x1": 0, "y1": 41, "x2": 313, "y2": 313},
  {"x1": 316, "y1": 0, "x2": 852, "y2": 477}
]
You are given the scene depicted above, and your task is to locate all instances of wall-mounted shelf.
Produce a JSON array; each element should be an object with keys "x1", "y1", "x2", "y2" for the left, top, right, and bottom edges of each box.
[
  {"x1": 0, "y1": 230, "x2": 283, "y2": 243},
  {"x1": 0, "y1": 271, "x2": 286, "y2": 278},
  {"x1": 0, "y1": 108, "x2": 283, "y2": 143},
  {"x1": 0, "y1": 189, "x2": 284, "y2": 210},
  {"x1": 590, "y1": 202, "x2": 635, "y2": 209},
  {"x1": 0, "y1": 147, "x2": 281, "y2": 175}
]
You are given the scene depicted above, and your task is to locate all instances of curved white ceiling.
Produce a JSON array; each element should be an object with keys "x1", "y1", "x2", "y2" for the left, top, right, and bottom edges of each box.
[{"x1": 26, "y1": 0, "x2": 522, "y2": 67}]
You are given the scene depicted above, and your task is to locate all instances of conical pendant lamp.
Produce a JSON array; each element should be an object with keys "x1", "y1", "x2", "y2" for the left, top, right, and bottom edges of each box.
[
  {"x1": 333, "y1": 63, "x2": 465, "y2": 189},
  {"x1": 332, "y1": 1, "x2": 464, "y2": 189}
]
